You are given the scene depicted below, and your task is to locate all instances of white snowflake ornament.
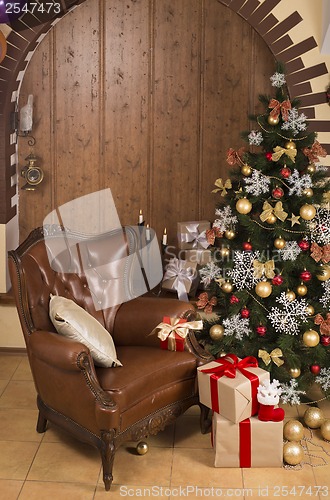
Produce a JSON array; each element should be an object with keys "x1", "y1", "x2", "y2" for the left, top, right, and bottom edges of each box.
[
  {"x1": 244, "y1": 169, "x2": 270, "y2": 196},
  {"x1": 228, "y1": 250, "x2": 261, "y2": 291},
  {"x1": 315, "y1": 368, "x2": 330, "y2": 392},
  {"x1": 223, "y1": 314, "x2": 252, "y2": 340},
  {"x1": 248, "y1": 130, "x2": 263, "y2": 146},
  {"x1": 199, "y1": 261, "x2": 223, "y2": 286},
  {"x1": 307, "y1": 206, "x2": 330, "y2": 245},
  {"x1": 270, "y1": 72, "x2": 286, "y2": 88},
  {"x1": 278, "y1": 241, "x2": 302, "y2": 261},
  {"x1": 280, "y1": 379, "x2": 305, "y2": 405},
  {"x1": 287, "y1": 169, "x2": 312, "y2": 196},
  {"x1": 281, "y1": 108, "x2": 307, "y2": 136},
  {"x1": 213, "y1": 206, "x2": 238, "y2": 233},
  {"x1": 320, "y1": 281, "x2": 330, "y2": 308},
  {"x1": 267, "y1": 291, "x2": 308, "y2": 335}
]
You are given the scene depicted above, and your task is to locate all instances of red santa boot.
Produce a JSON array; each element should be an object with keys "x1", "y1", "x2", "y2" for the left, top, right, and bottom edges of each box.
[{"x1": 257, "y1": 379, "x2": 285, "y2": 422}]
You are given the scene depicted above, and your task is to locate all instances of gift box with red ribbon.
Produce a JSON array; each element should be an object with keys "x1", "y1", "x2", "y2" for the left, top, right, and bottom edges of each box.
[
  {"x1": 212, "y1": 412, "x2": 283, "y2": 468},
  {"x1": 197, "y1": 354, "x2": 269, "y2": 423},
  {"x1": 150, "y1": 316, "x2": 203, "y2": 352}
]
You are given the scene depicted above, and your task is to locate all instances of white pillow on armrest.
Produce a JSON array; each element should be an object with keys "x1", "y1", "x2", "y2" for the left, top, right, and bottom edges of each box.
[{"x1": 49, "y1": 295, "x2": 122, "y2": 368}]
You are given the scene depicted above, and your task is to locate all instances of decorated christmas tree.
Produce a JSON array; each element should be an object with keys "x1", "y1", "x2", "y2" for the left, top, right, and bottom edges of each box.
[{"x1": 197, "y1": 64, "x2": 330, "y2": 404}]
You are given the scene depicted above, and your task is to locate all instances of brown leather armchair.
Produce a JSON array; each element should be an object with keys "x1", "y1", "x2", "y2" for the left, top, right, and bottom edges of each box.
[{"x1": 8, "y1": 226, "x2": 212, "y2": 491}]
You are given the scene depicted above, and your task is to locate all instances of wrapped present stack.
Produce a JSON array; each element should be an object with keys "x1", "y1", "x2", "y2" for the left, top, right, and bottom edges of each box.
[
  {"x1": 197, "y1": 354, "x2": 284, "y2": 468},
  {"x1": 177, "y1": 220, "x2": 212, "y2": 265}
]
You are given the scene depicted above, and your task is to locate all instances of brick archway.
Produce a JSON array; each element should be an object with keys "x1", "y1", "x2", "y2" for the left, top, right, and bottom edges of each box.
[{"x1": 0, "y1": 0, "x2": 329, "y2": 226}]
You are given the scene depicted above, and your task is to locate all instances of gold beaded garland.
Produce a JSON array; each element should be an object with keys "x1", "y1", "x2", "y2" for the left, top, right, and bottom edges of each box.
[
  {"x1": 209, "y1": 324, "x2": 225, "y2": 341},
  {"x1": 283, "y1": 442, "x2": 304, "y2": 465},
  {"x1": 320, "y1": 419, "x2": 330, "y2": 441},
  {"x1": 302, "y1": 329, "x2": 320, "y2": 347},
  {"x1": 236, "y1": 198, "x2": 252, "y2": 215},
  {"x1": 289, "y1": 367, "x2": 301, "y2": 378},
  {"x1": 299, "y1": 204, "x2": 316, "y2": 221},
  {"x1": 283, "y1": 420, "x2": 305, "y2": 442},
  {"x1": 274, "y1": 236, "x2": 286, "y2": 249},
  {"x1": 303, "y1": 407, "x2": 324, "y2": 429},
  {"x1": 255, "y1": 280, "x2": 272, "y2": 298}
]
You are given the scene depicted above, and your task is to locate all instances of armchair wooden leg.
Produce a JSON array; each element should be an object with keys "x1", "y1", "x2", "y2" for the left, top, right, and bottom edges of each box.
[
  {"x1": 36, "y1": 410, "x2": 47, "y2": 433},
  {"x1": 199, "y1": 404, "x2": 211, "y2": 434},
  {"x1": 100, "y1": 430, "x2": 116, "y2": 491}
]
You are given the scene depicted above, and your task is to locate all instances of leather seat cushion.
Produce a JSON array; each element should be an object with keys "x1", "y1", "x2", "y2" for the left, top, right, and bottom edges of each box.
[{"x1": 96, "y1": 346, "x2": 197, "y2": 415}]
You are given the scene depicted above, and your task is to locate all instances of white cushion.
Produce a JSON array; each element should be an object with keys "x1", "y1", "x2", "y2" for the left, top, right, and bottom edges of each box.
[{"x1": 49, "y1": 295, "x2": 122, "y2": 368}]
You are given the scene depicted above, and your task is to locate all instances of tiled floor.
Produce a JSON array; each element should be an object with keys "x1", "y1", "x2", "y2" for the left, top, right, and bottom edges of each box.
[{"x1": 0, "y1": 354, "x2": 329, "y2": 499}]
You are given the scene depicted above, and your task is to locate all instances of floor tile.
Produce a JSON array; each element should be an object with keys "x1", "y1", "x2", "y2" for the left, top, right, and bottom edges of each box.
[
  {"x1": 171, "y1": 447, "x2": 243, "y2": 488},
  {"x1": 27, "y1": 441, "x2": 101, "y2": 484},
  {"x1": 18, "y1": 480, "x2": 96, "y2": 499},
  {"x1": 311, "y1": 453, "x2": 330, "y2": 489},
  {"x1": 0, "y1": 356, "x2": 24, "y2": 380},
  {"x1": 12, "y1": 358, "x2": 33, "y2": 382},
  {"x1": 111, "y1": 445, "x2": 173, "y2": 486},
  {"x1": 0, "y1": 409, "x2": 41, "y2": 442},
  {"x1": 0, "y1": 381, "x2": 37, "y2": 410},
  {"x1": 0, "y1": 441, "x2": 40, "y2": 480},
  {"x1": 242, "y1": 463, "x2": 317, "y2": 489},
  {"x1": 0, "y1": 379, "x2": 9, "y2": 396},
  {"x1": 0, "y1": 479, "x2": 24, "y2": 500},
  {"x1": 174, "y1": 415, "x2": 212, "y2": 449},
  {"x1": 280, "y1": 403, "x2": 300, "y2": 418},
  {"x1": 143, "y1": 422, "x2": 175, "y2": 447}
]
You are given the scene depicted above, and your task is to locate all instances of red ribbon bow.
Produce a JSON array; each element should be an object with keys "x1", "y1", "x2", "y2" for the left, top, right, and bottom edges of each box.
[
  {"x1": 302, "y1": 140, "x2": 327, "y2": 163},
  {"x1": 196, "y1": 292, "x2": 217, "y2": 314},
  {"x1": 310, "y1": 242, "x2": 330, "y2": 264},
  {"x1": 206, "y1": 227, "x2": 223, "y2": 245},
  {"x1": 268, "y1": 98, "x2": 291, "y2": 122},
  {"x1": 314, "y1": 313, "x2": 330, "y2": 336},
  {"x1": 201, "y1": 353, "x2": 258, "y2": 379},
  {"x1": 226, "y1": 147, "x2": 245, "y2": 166}
]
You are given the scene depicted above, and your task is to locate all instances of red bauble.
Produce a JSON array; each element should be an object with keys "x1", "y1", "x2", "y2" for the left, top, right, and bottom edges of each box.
[
  {"x1": 266, "y1": 152, "x2": 273, "y2": 161},
  {"x1": 240, "y1": 307, "x2": 250, "y2": 319},
  {"x1": 272, "y1": 275, "x2": 284, "y2": 286},
  {"x1": 298, "y1": 239, "x2": 310, "y2": 251},
  {"x1": 280, "y1": 167, "x2": 291, "y2": 179},
  {"x1": 321, "y1": 335, "x2": 330, "y2": 346},
  {"x1": 272, "y1": 187, "x2": 284, "y2": 199},
  {"x1": 243, "y1": 241, "x2": 252, "y2": 251},
  {"x1": 300, "y1": 270, "x2": 312, "y2": 282},
  {"x1": 310, "y1": 364, "x2": 321, "y2": 375},
  {"x1": 230, "y1": 294, "x2": 240, "y2": 304},
  {"x1": 256, "y1": 325, "x2": 267, "y2": 336}
]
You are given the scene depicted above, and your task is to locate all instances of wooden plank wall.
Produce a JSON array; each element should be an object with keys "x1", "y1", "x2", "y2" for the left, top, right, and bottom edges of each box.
[{"x1": 18, "y1": 0, "x2": 274, "y2": 245}]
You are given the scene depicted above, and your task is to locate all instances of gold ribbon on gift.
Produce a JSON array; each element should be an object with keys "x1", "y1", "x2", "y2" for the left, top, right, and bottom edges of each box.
[
  {"x1": 258, "y1": 348, "x2": 284, "y2": 367},
  {"x1": 268, "y1": 98, "x2": 292, "y2": 121},
  {"x1": 150, "y1": 318, "x2": 204, "y2": 342},
  {"x1": 212, "y1": 178, "x2": 232, "y2": 196},
  {"x1": 253, "y1": 259, "x2": 275, "y2": 279},
  {"x1": 271, "y1": 146, "x2": 297, "y2": 162},
  {"x1": 260, "y1": 201, "x2": 288, "y2": 223}
]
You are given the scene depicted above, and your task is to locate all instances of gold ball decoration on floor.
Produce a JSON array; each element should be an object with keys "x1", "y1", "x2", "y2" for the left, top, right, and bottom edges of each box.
[
  {"x1": 285, "y1": 140, "x2": 296, "y2": 150},
  {"x1": 274, "y1": 236, "x2": 286, "y2": 249},
  {"x1": 302, "y1": 329, "x2": 320, "y2": 347},
  {"x1": 286, "y1": 290, "x2": 296, "y2": 302},
  {"x1": 255, "y1": 280, "x2": 272, "y2": 298},
  {"x1": 221, "y1": 281, "x2": 233, "y2": 293},
  {"x1": 268, "y1": 115, "x2": 280, "y2": 126},
  {"x1": 283, "y1": 420, "x2": 305, "y2": 442},
  {"x1": 305, "y1": 305, "x2": 315, "y2": 316},
  {"x1": 317, "y1": 265, "x2": 330, "y2": 282},
  {"x1": 236, "y1": 197, "x2": 252, "y2": 215},
  {"x1": 241, "y1": 164, "x2": 252, "y2": 176},
  {"x1": 299, "y1": 204, "x2": 316, "y2": 221},
  {"x1": 303, "y1": 407, "x2": 325, "y2": 429},
  {"x1": 209, "y1": 324, "x2": 225, "y2": 341},
  {"x1": 296, "y1": 283, "x2": 308, "y2": 296},
  {"x1": 224, "y1": 229, "x2": 236, "y2": 240},
  {"x1": 136, "y1": 442, "x2": 149, "y2": 455},
  {"x1": 320, "y1": 419, "x2": 330, "y2": 441},
  {"x1": 289, "y1": 367, "x2": 301, "y2": 378},
  {"x1": 283, "y1": 442, "x2": 304, "y2": 465}
]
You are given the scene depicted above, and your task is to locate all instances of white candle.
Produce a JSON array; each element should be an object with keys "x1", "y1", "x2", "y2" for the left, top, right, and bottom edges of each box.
[
  {"x1": 162, "y1": 228, "x2": 167, "y2": 245},
  {"x1": 138, "y1": 209, "x2": 144, "y2": 224},
  {"x1": 146, "y1": 224, "x2": 150, "y2": 241}
]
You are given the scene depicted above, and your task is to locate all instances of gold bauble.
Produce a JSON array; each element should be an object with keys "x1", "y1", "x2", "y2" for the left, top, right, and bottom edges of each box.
[
  {"x1": 304, "y1": 407, "x2": 325, "y2": 429},
  {"x1": 136, "y1": 442, "x2": 149, "y2": 455},
  {"x1": 296, "y1": 283, "x2": 308, "y2": 296},
  {"x1": 283, "y1": 420, "x2": 305, "y2": 442},
  {"x1": 221, "y1": 281, "x2": 233, "y2": 293},
  {"x1": 317, "y1": 265, "x2": 330, "y2": 282},
  {"x1": 303, "y1": 188, "x2": 314, "y2": 198},
  {"x1": 302, "y1": 329, "x2": 320, "y2": 347},
  {"x1": 274, "y1": 236, "x2": 286, "y2": 249},
  {"x1": 209, "y1": 324, "x2": 225, "y2": 341},
  {"x1": 283, "y1": 442, "x2": 304, "y2": 465},
  {"x1": 241, "y1": 164, "x2": 252, "y2": 176},
  {"x1": 306, "y1": 163, "x2": 316, "y2": 174},
  {"x1": 285, "y1": 140, "x2": 296, "y2": 150},
  {"x1": 320, "y1": 419, "x2": 330, "y2": 441},
  {"x1": 305, "y1": 305, "x2": 315, "y2": 316},
  {"x1": 286, "y1": 290, "x2": 296, "y2": 302},
  {"x1": 266, "y1": 213, "x2": 277, "y2": 224},
  {"x1": 255, "y1": 280, "x2": 272, "y2": 298},
  {"x1": 220, "y1": 246, "x2": 230, "y2": 258},
  {"x1": 268, "y1": 115, "x2": 279, "y2": 125},
  {"x1": 289, "y1": 367, "x2": 301, "y2": 378},
  {"x1": 299, "y1": 204, "x2": 316, "y2": 221},
  {"x1": 236, "y1": 198, "x2": 252, "y2": 215},
  {"x1": 225, "y1": 229, "x2": 236, "y2": 240}
]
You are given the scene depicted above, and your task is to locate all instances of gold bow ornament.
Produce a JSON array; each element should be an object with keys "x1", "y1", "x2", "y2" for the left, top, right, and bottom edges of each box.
[
  {"x1": 272, "y1": 146, "x2": 297, "y2": 163},
  {"x1": 260, "y1": 201, "x2": 288, "y2": 223},
  {"x1": 253, "y1": 259, "x2": 275, "y2": 279},
  {"x1": 258, "y1": 348, "x2": 284, "y2": 367},
  {"x1": 212, "y1": 178, "x2": 232, "y2": 196},
  {"x1": 268, "y1": 98, "x2": 292, "y2": 121},
  {"x1": 150, "y1": 317, "x2": 203, "y2": 351}
]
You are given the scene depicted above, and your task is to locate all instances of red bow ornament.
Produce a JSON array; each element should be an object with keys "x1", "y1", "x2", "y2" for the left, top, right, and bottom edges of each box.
[
  {"x1": 302, "y1": 141, "x2": 327, "y2": 163},
  {"x1": 268, "y1": 98, "x2": 292, "y2": 121},
  {"x1": 196, "y1": 292, "x2": 217, "y2": 314},
  {"x1": 314, "y1": 313, "x2": 330, "y2": 336},
  {"x1": 310, "y1": 242, "x2": 330, "y2": 264},
  {"x1": 206, "y1": 227, "x2": 223, "y2": 245},
  {"x1": 226, "y1": 147, "x2": 245, "y2": 166}
]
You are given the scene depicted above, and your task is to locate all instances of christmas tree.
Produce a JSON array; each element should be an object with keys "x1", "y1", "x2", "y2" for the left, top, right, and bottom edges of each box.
[{"x1": 197, "y1": 64, "x2": 330, "y2": 404}]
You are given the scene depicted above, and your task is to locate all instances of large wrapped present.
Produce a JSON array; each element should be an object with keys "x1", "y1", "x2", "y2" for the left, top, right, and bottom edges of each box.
[
  {"x1": 212, "y1": 413, "x2": 283, "y2": 468},
  {"x1": 150, "y1": 316, "x2": 203, "y2": 351},
  {"x1": 183, "y1": 249, "x2": 212, "y2": 266},
  {"x1": 197, "y1": 354, "x2": 270, "y2": 423},
  {"x1": 177, "y1": 221, "x2": 211, "y2": 250},
  {"x1": 161, "y1": 257, "x2": 199, "y2": 300}
]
